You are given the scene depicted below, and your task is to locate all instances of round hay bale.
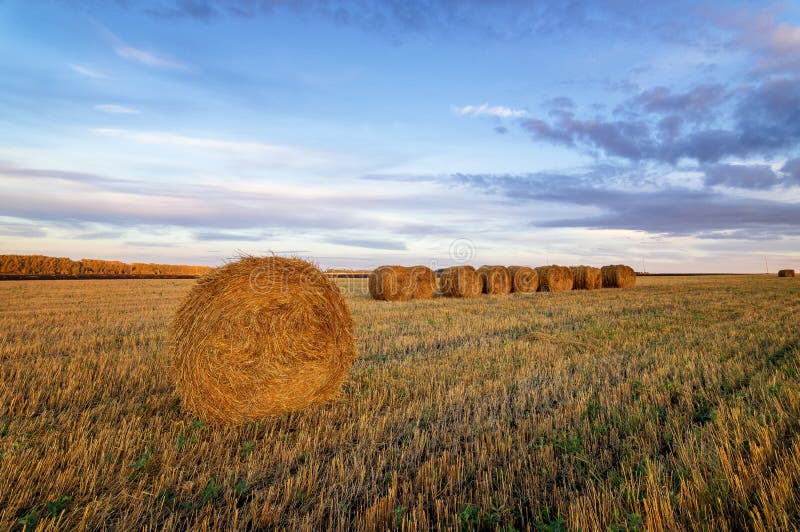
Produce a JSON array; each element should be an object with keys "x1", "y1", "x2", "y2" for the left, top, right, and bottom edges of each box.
[
  {"x1": 368, "y1": 265, "x2": 413, "y2": 301},
  {"x1": 508, "y1": 266, "x2": 539, "y2": 293},
  {"x1": 477, "y1": 265, "x2": 512, "y2": 295},
  {"x1": 778, "y1": 269, "x2": 795, "y2": 277},
  {"x1": 439, "y1": 265, "x2": 482, "y2": 297},
  {"x1": 535, "y1": 265, "x2": 573, "y2": 292},
  {"x1": 570, "y1": 265, "x2": 602, "y2": 290},
  {"x1": 601, "y1": 264, "x2": 636, "y2": 288},
  {"x1": 409, "y1": 265, "x2": 436, "y2": 299},
  {"x1": 171, "y1": 256, "x2": 357, "y2": 423}
]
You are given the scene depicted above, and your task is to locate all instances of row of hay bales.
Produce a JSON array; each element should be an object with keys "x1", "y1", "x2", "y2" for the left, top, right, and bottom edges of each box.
[
  {"x1": 170, "y1": 256, "x2": 634, "y2": 423},
  {"x1": 368, "y1": 264, "x2": 636, "y2": 301},
  {"x1": 778, "y1": 269, "x2": 795, "y2": 277}
]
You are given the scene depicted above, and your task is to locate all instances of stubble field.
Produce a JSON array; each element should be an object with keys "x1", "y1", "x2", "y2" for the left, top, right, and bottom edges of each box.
[{"x1": 0, "y1": 275, "x2": 798, "y2": 530}]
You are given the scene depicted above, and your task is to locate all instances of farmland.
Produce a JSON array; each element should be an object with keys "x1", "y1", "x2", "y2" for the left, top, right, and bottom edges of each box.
[{"x1": 1, "y1": 275, "x2": 799, "y2": 530}]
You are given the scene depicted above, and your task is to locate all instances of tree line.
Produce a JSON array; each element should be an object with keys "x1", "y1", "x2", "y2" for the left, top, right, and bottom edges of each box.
[{"x1": 0, "y1": 255, "x2": 212, "y2": 277}]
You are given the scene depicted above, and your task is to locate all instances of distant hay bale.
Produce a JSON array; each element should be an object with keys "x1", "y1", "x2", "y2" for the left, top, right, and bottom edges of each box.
[
  {"x1": 409, "y1": 265, "x2": 436, "y2": 299},
  {"x1": 440, "y1": 266, "x2": 482, "y2": 297},
  {"x1": 535, "y1": 265, "x2": 573, "y2": 292},
  {"x1": 369, "y1": 266, "x2": 413, "y2": 301},
  {"x1": 778, "y1": 269, "x2": 795, "y2": 277},
  {"x1": 601, "y1": 264, "x2": 637, "y2": 288},
  {"x1": 570, "y1": 266, "x2": 602, "y2": 290},
  {"x1": 171, "y1": 256, "x2": 356, "y2": 423},
  {"x1": 477, "y1": 265, "x2": 512, "y2": 295},
  {"x1": 508, "y1": 266, "x2": 539, "y2": 293}
]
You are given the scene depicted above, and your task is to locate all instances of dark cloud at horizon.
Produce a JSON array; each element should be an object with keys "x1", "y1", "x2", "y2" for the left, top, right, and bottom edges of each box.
[{"x1": 450, "y1": 168, "x2": 800, "y2": 239}]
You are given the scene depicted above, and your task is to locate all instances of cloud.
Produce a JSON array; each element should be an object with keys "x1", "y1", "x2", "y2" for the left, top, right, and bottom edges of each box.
[
  {"x1": 702, "y1": 163, "x2": 781, "y2": 189},
  {"x1": 728, "y1": 13, "x2": 800, "y2": 74},
  {"x1": 95, "y1": 104, "x2": 141, "y2": 114},
  {"x1": 450, "y1": 169, "x2": 800, "y2": 238},
  {"x1": 146, "y1": 0, "x2": 219, "y2": 20},
  {"x1": 544, "y1": 96, "x2": 575, "y2": 109},
  {"x1": 194, "y1": 231, "x2": 270, "y2": 241},
  {"x1": 125, "y1": 0, "x2": 716, "y2": 46},
  {"x1": 325, "y1": 236, "x2": 407, "y2": 250},
  {"x1": 101, "y1": 27, "x2": 188, "y2": 70},
  {"x1": 73, "y1": 230, "x2": 125, "y2": 240},
  {"x1": 0, "y1": 161, "x2": 447, "y2": 239},
  {"x1": 0, "y1": 222, "x2": 46, "y2": 238},
  {"x1": 0, "y1": 162, "x2": 136, "y2": 189},
  {"x1": 453, "y1": 103, "x2": 528, "y2": 119},
  {"x1": 521, "y1": 76, "x2": 800, "y2": 164},
  {"x1": 620, "y1": 84, "x2": 728, "y2": 122},
  {"x1": 69, "y1": 63, "x2": 106, "y2": 79},
  {"x1": 782, "y1": 158, "x2": 800, "y2": 183},
  {"x1": 124, "y1": 240, "x2": 178, "y2": 247},
  {"x1": 360, "y1": 173, "x2": 437, "y2": 183},
  {"x1": 89, "y1": 128, "x2": 348, "y2": 172}
]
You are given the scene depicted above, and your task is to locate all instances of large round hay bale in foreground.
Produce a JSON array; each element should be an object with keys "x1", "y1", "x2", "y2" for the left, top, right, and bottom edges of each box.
[
  {"x1": 778, "y1": 269, "x2": 795, "y2": 277},
  {"x1": 440, "y1": 266, "x2": 482, "y2": 297},
  {"x1": 571, "y1": 266, "x2": 602, "y2": 290},
  {"x1": 601, "y1": 264, "x2": 636, "y2": 288},
  {"x1": 478, "y1": 265, "x2": 512, "y2": 295},
  {"x1": 369, "y1": 265, "x2": 413, "y2": 301},
  {"x1": 508, "y1": 266, "x2": 539, "y2": 293},
  {"x1": 409, "y1": 265, "x2": 436, "y2": 299},
  {"x1": 535, "y1": 265, "x2": 573, "y2": 292},
  {"x1": 171, "y1": 256, "x2": 357, "y2": 424}
]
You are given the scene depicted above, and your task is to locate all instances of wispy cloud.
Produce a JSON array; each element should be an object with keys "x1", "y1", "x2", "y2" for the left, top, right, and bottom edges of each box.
[
  {"x1": 101, "y1": 27, "x2": 188, "y2": 70},
  {"x1": 453, "y1": 103, "x2": 528, "y2": 119},
  {"x1": 194, "y1": 231, "x2": 271, "y2": 242},
  {"x1": 0, "y1": 220, "x2": 46, "y2": 238},
  {"x1": 325, "y1": 236, "x2": 407, "y2": 251},
  {"x1": 94, "y1": 104, "x2": 141, "y2": 114},
  {"x1": 70, "y1": 63, "x2": 106, "y2": 79},
  {"x1": 89, "y1": 128, "x2": 351, "y2": 172}
]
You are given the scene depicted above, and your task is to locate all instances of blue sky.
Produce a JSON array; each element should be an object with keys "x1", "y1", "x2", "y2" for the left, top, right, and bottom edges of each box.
[{"x1": 1, "y1": 1, "x2": 799, "y2": 272}]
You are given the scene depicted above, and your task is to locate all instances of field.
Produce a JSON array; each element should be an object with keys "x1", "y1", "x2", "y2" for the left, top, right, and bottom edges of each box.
[{"x1": 1, "y1": 276, "x2": 799, "y2": 530}]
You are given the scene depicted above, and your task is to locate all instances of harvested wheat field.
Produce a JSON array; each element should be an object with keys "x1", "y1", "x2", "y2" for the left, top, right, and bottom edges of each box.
[{"x1": 1, "y1": 275, "x2": 800, "y2": 530}]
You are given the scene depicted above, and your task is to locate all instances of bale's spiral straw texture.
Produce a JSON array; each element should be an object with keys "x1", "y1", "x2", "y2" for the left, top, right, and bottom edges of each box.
[
  {"x1": 409, "y1": 265, "x2": 436, "y2": 299},
  {"x1": 778, "y1": 269, "x2": 795, "y2": 277},
  {"x1": 439, "y1": 266, "x2": 482, "y2": 298},
  {"x1": 570, "y1": 266, "x2": 602, "y2": 290},
  {"x1": 477, "y1": 265, "x2": 512, "y2": 295},
  {"x1": 171, "y1": 256, "x2": 357, "y2": 424},
  {"x1": 601, "y1": 265, "x2": 637, "y2": 288},
  {"x1": 508, "y1": 266, "x2": 539, "y2": 293},
  {"x1": 368, "y1": 266, "x2": 413, "y2": 301},
  {"x1": 535, "y1": 265, "x2": 573, "y2": 292}
]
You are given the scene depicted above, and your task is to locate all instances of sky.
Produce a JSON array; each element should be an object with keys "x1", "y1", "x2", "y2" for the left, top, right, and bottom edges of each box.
[{"x1": 1, "y1": 0, "x2": 799, "y2": 272}]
